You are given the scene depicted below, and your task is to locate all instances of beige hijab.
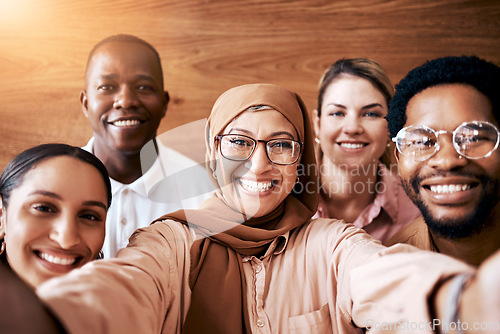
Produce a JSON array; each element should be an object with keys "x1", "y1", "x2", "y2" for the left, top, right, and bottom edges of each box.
[{"x1": 156, "y1": 83, "x2": 318, "y2": 333}]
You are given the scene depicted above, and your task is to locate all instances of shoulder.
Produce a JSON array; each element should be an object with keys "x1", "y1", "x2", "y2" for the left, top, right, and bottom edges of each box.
[
  {"x1": 292, "y1": 218, "x2": 378, "y2": 252},
  {"x1": 81, "y1": 137, "x2": 94, "y2": 153},
  {"x1": 127, "y1": 219, "x2": 196, "y2": 250},
  {"x1": 386, "y1": 216, "x2": 431, "y2": 249}
]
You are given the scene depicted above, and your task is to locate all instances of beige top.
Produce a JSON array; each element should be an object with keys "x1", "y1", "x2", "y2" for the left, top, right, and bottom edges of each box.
[
  {"x1": 37, "y1": 218, "x2": 472, "y2": 334},
  {"x1": 387, "y1": 216, "x2": 437, "y2": 252}
]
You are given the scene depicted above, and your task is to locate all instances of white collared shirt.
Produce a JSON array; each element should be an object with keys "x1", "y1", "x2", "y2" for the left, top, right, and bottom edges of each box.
[{"x1": 83, "y1": 137, "x2": 214, "y2": 258}]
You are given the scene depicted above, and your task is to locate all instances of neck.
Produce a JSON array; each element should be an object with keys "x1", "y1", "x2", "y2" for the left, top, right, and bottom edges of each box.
[
  {"x1": 430, "y1": 208, "x2": 500, "y2": 267},
  {"x1": 319, "y1": 158, "x2": 379, "y2": 222},
  {"x1": 93, "y1": 140, "x2": 157, "y2": 184}
]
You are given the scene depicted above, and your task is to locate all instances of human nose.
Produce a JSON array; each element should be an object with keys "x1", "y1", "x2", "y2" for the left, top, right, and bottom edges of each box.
[
  {"x1": 427, "y1": 134, "x2": 468, "y2": 170},
  {"x1": 113, "y1": 86, "x2": 139, "y2": 109},
  {"x1": 49, "y1": 215, "x2": 80, "y2": 249},
  {"x1": 342, "y1": 114, "x2": 363, "y2": 134},
  {"x1": 246, "y1": 142, "x2": 273, "y2": 173}
]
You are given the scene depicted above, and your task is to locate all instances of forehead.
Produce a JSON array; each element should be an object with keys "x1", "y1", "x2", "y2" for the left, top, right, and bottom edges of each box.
[
  {"x1": 20, "y1": 156, "x2": 88, "y2": 184},
  {"x1": 15, "y1": 156, "x2": 105, "y2": 196},
  {"x1": 224, "y1": 109, "x2": 298, "y2": 138},
  {"x1": 323, "y1": 76, "x2": 386, "y2": 104},
  {"x1": 405, "y1": 84, "x2": 495, "y2": 130},
  {"x1": 86, "y1": 41, "x2": 162, "y2": 81}
]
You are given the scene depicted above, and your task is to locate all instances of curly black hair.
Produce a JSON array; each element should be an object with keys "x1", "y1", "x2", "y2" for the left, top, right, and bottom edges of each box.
[{"x1": 387, "y1": 56, "x2": 500, "y2": 138}]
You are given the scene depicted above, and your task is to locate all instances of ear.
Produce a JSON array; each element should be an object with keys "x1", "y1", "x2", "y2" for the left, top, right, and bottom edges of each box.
[
  {"x1": 80, "y1": 90, "x2": 89, "y2": 118},
  {"x1": 312, "y1": 109, "x2": 320, "y2": 138},
  {"x1": 0, "y1": 200, "x2": 5, "y2": 240},
  {"x1": 161, "y1": 90, "x2": 170, "y2": 119},
  {"x1": 393, "y1": 146, "x2": 401, "y2": 174}
]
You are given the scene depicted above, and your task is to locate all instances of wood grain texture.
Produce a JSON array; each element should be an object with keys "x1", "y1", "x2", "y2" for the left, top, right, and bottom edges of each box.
[{"x1": 0, "y1": 0, "x2": 499, "y2": 170}]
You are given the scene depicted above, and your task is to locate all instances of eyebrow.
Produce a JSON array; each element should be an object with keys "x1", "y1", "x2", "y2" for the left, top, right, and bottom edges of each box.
[
  {"x1": 83, "y1": 201, "x2": 108, "y2": 210},
  {"x1": 326, "y1": 103, "x2": 384, "y2": 110},
  {"x1": 228, "y1": 128, "x2": 295, "y2": 139},
  {"x1": 361, "y1": 103, "x2": 384, "y2": 110},
  {"x1": 98, "y1": 74, "x2": 156, "y2": 81},
  {"x1": 28, "y1": 190, "x2": 108, "y2": 210},
  {"x1": 327, "y1": 103, "x2": 347, "y2": 109}
]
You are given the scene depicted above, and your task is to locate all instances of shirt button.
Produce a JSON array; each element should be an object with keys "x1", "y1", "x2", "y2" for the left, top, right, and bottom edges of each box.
[
  {"x1": 256, "y1": 319, "x2": 265, "y2": 328},
  {"x1": 121, "y1": 218, "x2": 127, "y2": 225},
  {"x1": 255, "y1": 265, "x2": 262, "y2": 274},
  {"x1": 122, "y1": 189, "x2": 128, "y2": 195}
]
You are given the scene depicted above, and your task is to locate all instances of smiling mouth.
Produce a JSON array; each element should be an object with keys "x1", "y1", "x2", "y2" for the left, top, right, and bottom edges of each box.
[
  {"x1": 424, "y1": 183, "x2": 476, "y2": 194},
  {"x1": 338, "y1": 143, "x2": 366, "y2": 149},
  {"x1": 37, "y1": 252, "x2": 78, "y2": 266},
  {"x1": 238, "y1": 179, "x2": 275, "y2": 192},
  {"x1": 110, "y1": 119, "x2": 143, "y2": 127}
]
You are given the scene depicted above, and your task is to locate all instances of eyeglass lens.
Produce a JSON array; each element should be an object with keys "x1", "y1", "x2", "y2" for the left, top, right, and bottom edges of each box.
[
  {"x1": 396, "y1": 122, "x2": 499, "y2": 161},
  {"x1": 219, "y1": 134, "x2": 301, "y2": 164}
]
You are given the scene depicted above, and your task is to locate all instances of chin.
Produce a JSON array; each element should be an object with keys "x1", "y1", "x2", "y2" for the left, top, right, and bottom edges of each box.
[
  {"x1": 240, "y1": 203, "x2": 272, "y2": 219},
  {"x1": 419, "y1": 203, "x2": 494, "y2": 240}
]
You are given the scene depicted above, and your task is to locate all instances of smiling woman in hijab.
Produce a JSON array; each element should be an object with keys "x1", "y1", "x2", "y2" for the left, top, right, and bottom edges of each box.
[{"x1": 6, "y1": 84, "x2": 497, "y2": 333}]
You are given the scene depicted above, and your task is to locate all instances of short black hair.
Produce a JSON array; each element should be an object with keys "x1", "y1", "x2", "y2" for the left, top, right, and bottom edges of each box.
[{"x1": 387, "y1": 56, "x2": 500, "y2": 138}]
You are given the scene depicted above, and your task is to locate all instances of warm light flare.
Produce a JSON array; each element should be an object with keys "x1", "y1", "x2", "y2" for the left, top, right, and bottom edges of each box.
[{"x1": 0, "y1": 0, "x2": 37, "y2": 27}]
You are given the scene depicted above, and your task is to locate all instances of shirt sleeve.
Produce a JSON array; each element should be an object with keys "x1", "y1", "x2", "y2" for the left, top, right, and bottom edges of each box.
[
  {"x1": 36, "y1": 221, "x2": 193, "y2": 334},
  {"x1": 338, "y1": 241, "x2": 475, "y2": 333}
]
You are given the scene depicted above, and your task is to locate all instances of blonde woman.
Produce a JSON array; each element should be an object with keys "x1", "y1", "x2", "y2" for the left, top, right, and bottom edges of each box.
[{"x1": 313, "y1": 58, "x2": 421, "y2": 243}]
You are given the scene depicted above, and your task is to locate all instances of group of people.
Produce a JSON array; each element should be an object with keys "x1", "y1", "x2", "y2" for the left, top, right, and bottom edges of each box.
[{"x1": 1, "y1": 34, "x2": 499, "y2": 333}]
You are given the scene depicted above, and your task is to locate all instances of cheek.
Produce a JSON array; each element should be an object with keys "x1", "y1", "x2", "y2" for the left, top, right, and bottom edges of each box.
[
  {"x1": 280, "y1": 165, "x2": 298, "y2": 193},
  {"x1": 397, "y1": 156, "x2": 420, "y2": 179},
  {"x1": 478, "y1": 154, "x2": 500, "y2": 177},
  {"x1": 145, "y1": 97, "x2": 166, "y2": 116},
  {"x1": 88, "y1": 97, "x2": 111, "y2": 115},
  {"x1": 215, "y1": 156, "x2": 242, "y2": 191},
  {"x1": 369, "y1": 120, "x2": 389, "y2": 140},
  {"x1": 81, "y1": 225, "x2": 106, "y2": 254},
  {"x1": 319, "y1": 120, "x2": 339, "y2": 140},
  {"x1": 4, "y1": 217, "x2": 38, "y2": 266},
  {"x1": 370, "y1": 123, "x2": 390, "y2": 150},
  {"x1": 4, "y1": 211, "x2": 38, "y2": 245}
]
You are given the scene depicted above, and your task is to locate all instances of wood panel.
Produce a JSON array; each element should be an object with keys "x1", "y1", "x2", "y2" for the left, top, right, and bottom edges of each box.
[{"x1": 0, "y1": 0, "x2": 499, "y2": 170}]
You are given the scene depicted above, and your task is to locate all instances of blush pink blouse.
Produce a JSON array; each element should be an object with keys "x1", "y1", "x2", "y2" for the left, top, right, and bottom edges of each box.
[{"x1": 315, "y1": 164, "x2": 421, "y2": 244}]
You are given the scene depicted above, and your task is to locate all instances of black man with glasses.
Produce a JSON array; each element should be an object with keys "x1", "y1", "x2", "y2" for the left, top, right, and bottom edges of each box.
[{"x1": 386, "y1": 56, "x2": 500, "y2": 267}]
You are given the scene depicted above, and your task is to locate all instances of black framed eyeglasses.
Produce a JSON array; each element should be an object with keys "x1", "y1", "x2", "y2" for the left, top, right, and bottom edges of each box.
[
  {"x1": 392, "y1": 121, "x2": 500, "y2": 161},
  {"x1": 215, "y1": 134, "x2": 303, "y2": 165}
]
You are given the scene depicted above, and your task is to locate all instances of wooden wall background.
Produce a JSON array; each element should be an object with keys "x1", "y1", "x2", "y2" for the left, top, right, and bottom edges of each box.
[{"x1": 0, "y1": 0, "x2": 499, "y2": 170}]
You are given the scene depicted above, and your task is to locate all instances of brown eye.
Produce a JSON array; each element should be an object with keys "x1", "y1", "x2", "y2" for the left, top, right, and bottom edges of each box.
[
  {"x1": 81, "y1": 214, "x2": 99, "y2": 221},
  {"x1": 98, "y1": 85, "x2": 115, "y2": 92},
  {"x1": 80, "y1": 210, "x2": 104, "y2": 224},
  {"x1": 137, "y1": 85, "x2": 155, "y2": 92},
  {"x1": 33, "y1": 204, "x2": 55, "y2": 213},
  {"x1": 363, "y1": 111, "x2": 382, "y2": 118},
  {"x1": 328, "y1": 111, "x2": 344, "y2": 117}
]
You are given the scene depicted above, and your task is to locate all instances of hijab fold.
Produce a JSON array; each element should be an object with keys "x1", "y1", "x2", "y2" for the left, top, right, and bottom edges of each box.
[{"x1": 154, "y1": 84, "x2": 318, "y2": 333}]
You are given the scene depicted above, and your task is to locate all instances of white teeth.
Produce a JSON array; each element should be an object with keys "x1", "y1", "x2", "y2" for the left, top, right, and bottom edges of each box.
[
  {"x1": 340, "y1": 143, "x2": 364, "y2": 149},
  {"x1": 429, "y1": 184, "x2": 471, "y2": 194},
  {"x1": 39, "y1": 253, "x2": 76, "y2": 266},
  {"x1": 112, "y1": 119, "x2": 141, "y2": 127},
  {"x1": 239, "y1": 179, "x2": 273, "y2": 192}
]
